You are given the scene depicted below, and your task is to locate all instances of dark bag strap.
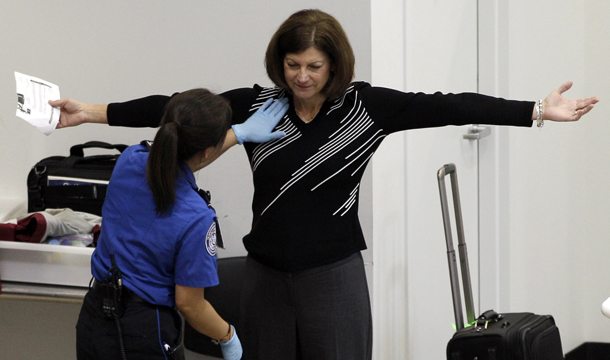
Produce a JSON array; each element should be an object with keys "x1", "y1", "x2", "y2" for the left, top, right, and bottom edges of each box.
[
  {"x1": 475, "y1": 310, "x2": 504, "y2": 329},
  {"x1": 70, "y1": 141, "x2": 128, "y2": 157},
  {"x1": 62, "y1": 142, "x2": 128, "y2": 169},
  {"x1": 27, "y1": 167, "x2": 46, "y2": 211},
  {"x1": 478, "y1": 309, "x2": 500, "y2": 321}
]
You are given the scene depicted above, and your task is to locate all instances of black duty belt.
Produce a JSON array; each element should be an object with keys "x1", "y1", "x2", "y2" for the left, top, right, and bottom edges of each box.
[{"x1": 92, "y1": 279, "x2": 147, "y2": 304}]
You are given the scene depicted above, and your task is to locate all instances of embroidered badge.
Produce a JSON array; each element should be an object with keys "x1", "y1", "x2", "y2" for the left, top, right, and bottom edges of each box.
[{"x1": 205, "y1": 222, "x2": 217, "y2": 257}]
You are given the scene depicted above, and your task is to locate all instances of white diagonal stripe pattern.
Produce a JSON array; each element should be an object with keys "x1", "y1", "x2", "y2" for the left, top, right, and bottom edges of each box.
[
  {"x1": 259, "y1": 89, "x2": 384, "y2": 215},
  {"x1": 249, "y1": 88, "x2": 286, "y2": 112},
  {"x1": 333, "y1": 184, "x2": 360, "y2": 216},
  {"x1": 252, "y1": 119, "x2": 301, "y2": 171},
  {"x1": 327, "y1": 85, "x2": 354, "y2": 115}
]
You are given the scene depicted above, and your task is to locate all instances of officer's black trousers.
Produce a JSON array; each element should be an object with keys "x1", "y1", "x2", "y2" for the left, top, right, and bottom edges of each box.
[{"x1": 76, "y1": 286, "x2": 182, "y2": 360}]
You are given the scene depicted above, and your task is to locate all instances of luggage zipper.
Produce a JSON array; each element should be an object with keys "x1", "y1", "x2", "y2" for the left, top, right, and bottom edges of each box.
[
  {"x1": 530, "y1": 324, "x2": 560, "y2": 360},
  {"x1": 520, "y1": 315, "x2": 553, "y2": 360},
  {"x1": 506, "y1": 314, "x2": 548, "y2": 359}
]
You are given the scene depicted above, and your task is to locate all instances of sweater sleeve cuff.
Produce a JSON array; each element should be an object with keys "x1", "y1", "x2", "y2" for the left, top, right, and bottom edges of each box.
[{"x1": 520, "y1": 101, "x2": 536, "y2": 127}]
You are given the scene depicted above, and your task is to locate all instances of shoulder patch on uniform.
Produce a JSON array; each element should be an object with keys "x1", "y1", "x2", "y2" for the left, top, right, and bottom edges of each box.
[{"x1": 205, "y1": 222, "x2": 217, "y2": 256}]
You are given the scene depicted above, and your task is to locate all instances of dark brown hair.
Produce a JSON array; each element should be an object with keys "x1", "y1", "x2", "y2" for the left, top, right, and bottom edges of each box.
[
  {"x1": 146, "y1": 88, "x2": 231, "y2": 214},
  {"x1": 265, "y1": 9, "x2": 355, "y2": 100}
]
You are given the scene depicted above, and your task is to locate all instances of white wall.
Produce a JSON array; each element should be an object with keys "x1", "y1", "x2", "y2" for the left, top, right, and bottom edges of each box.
[
  {"x1": 0, "y1": 2, "x2": 371, "y2": 359},
  {"x1": 582, "y1": 0, "x2": 610, "y2": 342},
  {"x1": 370, "y1": 0, "x2": 610, "y2": 358},
  {"x1": 370, "y1": 1, "x2": 408, "y2": 358},
  {"x1": 503, "y1": 0, "x2": 610, "y2": 350}
]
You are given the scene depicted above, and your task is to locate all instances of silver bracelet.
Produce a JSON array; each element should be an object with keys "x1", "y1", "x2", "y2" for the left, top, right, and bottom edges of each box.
[{"x1": 536, "y1": 100, "x2": 544, "y2": 128}]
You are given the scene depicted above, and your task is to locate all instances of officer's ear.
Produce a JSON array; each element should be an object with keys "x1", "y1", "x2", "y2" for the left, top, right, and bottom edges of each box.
[
  {"x1": 194, "y1": 146, "x2": 222, "y2": 170},
  {"x1": 187, "y1": 147, "x2": 218, "y2": 172},
  {"x1": 202, "y1": 146, "x2": 216, "y2": 159}
]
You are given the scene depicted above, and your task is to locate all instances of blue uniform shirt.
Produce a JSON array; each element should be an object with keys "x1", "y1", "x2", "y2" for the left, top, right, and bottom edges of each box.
[{"x1": 91, "y1": 144, "x2": 219, "y2": 307}]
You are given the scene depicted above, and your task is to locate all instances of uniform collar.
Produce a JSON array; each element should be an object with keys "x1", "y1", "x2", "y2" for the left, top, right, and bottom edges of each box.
[{"x1": 178, "y1": 161, "x2": 199, "y2": 191}]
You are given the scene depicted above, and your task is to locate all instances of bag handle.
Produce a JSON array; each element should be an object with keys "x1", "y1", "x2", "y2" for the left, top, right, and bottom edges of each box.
[
  {"x1": 437, "y1": 164, "x2": 476, "y2": 330},
  {"x1": 70, "y1": 141, "x2": 128, "y2": 157}
]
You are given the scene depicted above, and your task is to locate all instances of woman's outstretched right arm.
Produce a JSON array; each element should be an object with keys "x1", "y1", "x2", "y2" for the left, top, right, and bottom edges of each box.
[{"x1": 49, "y1": 95, "x2": 172, "y2": 128}]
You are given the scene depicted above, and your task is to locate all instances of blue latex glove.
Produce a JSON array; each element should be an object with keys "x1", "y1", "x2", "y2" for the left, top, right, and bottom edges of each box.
[
  {"x1": 231, "y1": 97, "x2": 289, "y2": 144},
  {"x1": 219, "y1": 326, "x2": 242, "y2": 360}
]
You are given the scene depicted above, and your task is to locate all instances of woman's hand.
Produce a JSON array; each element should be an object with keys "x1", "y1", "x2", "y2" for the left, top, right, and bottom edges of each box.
[
  {"x1": 541, "y1": 81, "x2": 600, "y2": 122},
  {"x1": 48, "y1": 98, "x2": 108, "y2": 128}
]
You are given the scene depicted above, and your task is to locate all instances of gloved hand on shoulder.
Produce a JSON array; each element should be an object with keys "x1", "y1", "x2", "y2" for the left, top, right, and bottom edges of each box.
[
  {"x1": 220, "y1": 325, "x2": 243, "y2": 360},
  {"x1": 231, "y1": 97, "x2": 289, "y2": 144}
]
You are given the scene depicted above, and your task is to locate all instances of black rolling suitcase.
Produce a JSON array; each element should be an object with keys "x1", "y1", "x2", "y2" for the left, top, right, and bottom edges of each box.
[{"x1": 437, "y1": 164, "x2": 564, "y2": 360}]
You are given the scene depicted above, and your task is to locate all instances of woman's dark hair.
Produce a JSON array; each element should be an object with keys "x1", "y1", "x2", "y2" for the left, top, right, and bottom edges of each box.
[
  {"x1": 147, "y1": 88, "x2": 232, "y2": 214},
  {"x1": 265, "y1": 9, "x2": 355, "y2": 100}
]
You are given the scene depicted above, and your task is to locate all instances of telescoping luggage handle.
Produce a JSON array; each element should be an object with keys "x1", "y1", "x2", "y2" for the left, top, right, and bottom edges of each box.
[{"x1": 437, "y1": 164, "x2": 475, "y2": 330}]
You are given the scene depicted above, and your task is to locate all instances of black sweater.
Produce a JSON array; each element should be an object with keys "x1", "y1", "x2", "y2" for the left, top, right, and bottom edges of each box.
[{"x1": 108, "y1": 82, "x2": 534, "y2": 271}]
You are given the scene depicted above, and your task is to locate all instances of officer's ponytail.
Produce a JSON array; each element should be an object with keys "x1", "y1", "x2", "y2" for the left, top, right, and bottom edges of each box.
[{"x1": 147, "y1": 89, "x2": 232, "y2": 214}]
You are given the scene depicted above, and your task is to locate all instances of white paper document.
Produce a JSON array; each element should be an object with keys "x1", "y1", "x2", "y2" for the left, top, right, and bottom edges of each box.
[{"x1": 15, "y1": 72, "x2": 61, "y2": 136}]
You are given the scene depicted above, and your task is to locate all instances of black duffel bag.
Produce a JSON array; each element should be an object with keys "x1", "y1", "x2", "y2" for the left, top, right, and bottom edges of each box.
[{"x1": 27, "y1": 141, "x2": 128, "y2": 216}]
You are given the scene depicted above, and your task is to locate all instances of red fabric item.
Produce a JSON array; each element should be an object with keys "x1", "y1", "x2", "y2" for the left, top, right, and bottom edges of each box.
[
  {"x1": 92, "y1": 224, "x2": 101, "y2": 243},
  {"x1": 0, "y1": 223, "x2": 16, "y2": 241},
  {"x1": 0, "y1": 213, "x2": 48, "y2": 243},
  {"x1": 15, "y1": 213, "x2": 48, "y2": 243}
]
